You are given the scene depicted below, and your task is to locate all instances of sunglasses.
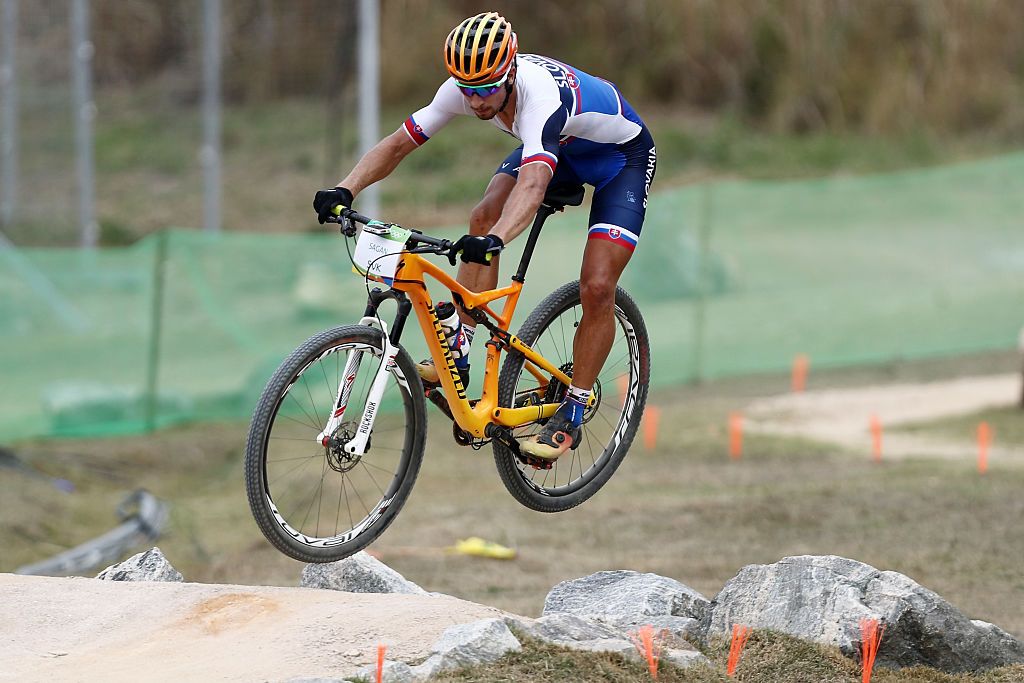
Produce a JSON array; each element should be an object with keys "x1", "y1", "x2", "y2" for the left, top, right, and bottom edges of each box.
[{"x1": 456, "y1": 72, "x2": 510, "y2": 98}]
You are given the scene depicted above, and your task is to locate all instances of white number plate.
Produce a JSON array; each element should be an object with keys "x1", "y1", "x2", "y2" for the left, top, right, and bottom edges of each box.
[{"x1": 352, "y1": 223, "x2": 411, "y2": 285}]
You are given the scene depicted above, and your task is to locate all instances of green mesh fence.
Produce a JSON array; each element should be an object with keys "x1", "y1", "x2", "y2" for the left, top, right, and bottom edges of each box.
[{"x1": 2, "y1": 153, "x2": 1022, "y2": 442}]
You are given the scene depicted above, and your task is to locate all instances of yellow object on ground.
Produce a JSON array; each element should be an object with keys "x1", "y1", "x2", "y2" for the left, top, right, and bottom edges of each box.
[{"x1": 450, "y1": 537, "x2": 517, "y2": 560}]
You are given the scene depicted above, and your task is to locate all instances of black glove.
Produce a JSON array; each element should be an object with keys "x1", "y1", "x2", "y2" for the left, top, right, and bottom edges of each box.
[
  {"x1": 452, "y1": 234, "x2": 504, "y2": 265},
  {"x1": 313, "y1": 187, "x2": 354, "y2": 225}
]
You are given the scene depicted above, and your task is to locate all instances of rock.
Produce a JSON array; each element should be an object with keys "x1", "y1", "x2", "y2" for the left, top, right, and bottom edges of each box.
[
  {"x1": 95, "y1": 547, "x2": 183, "y2": 582},
  {"x1": 505, "y1": 612, "x2": 709, "y2": 668},
  {"x1": 300, "y1": 552, "x2": 426, "y2": 595},
  {"x1": 542, "y1": 570, "x2": 710, "y2": 627},
  {"x1": 411, "y1": 618, "x2": 520, "y2": 678},
  {"x1": 348, "y1": 660, "x2": 416, "y2": 683},
  {"x1": 511, "y1": 612, "x2": 626, "y2": 644},
  {"x1": 661, "y1": 647, "x2": 710, "y2": 669},
  {"x1": 707, "y1": 555, "x2": 1024, "y2": 673}
]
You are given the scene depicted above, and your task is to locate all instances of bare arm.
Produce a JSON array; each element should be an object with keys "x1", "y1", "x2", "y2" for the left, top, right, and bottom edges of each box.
[
  {"x1": 489, "y1": 163, "x2": 553, "y2": 243},
  {"x1": 336, "y1": 128, "x2": 419, "y2": 196}
]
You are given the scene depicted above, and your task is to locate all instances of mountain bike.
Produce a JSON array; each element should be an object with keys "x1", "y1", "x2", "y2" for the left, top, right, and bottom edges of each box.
[{"x1": 245, "y1": 183, "x2": 651, "y2": 563}]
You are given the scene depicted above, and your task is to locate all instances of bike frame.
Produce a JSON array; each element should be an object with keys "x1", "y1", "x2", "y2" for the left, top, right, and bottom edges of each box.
[{"x1": 361, "y1": 204, "x2": 571, "y2": 440}]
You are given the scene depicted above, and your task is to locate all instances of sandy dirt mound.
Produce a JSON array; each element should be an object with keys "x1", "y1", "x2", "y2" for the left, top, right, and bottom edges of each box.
[
  {"x1": 0, "y1": 573, "x2": 513, "y2": 682},
  {"x1": 746, "y1": 373, "x2": 1022, "y2": 460}
]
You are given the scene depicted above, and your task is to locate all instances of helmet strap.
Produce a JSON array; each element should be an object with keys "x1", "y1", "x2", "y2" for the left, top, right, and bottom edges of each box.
[{"x1": 497, "y1": 66, "x2": 516, "y2": 114}]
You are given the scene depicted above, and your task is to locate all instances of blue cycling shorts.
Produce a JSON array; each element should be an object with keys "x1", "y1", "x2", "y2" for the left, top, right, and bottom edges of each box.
[{"x1": 496, "y1": 125, "x2": 656, "y2": 252}]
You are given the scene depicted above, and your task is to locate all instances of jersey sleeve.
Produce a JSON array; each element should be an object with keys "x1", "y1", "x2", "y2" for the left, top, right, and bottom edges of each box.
[
  {"x1": 402, "y1": 79, "x2": 467, "y2": 146},
  {"x1": 517, "y1": 97, "x2": 567, "y2": 175}
]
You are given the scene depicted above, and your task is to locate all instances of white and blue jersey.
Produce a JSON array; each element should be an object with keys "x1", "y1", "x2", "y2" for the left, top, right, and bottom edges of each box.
[{"x1": 403, "y1": 54, "x2": 657, "y2": 252}]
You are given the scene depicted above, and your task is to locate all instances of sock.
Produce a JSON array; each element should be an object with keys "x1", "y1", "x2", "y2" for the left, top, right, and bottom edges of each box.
[{"x1": 559, "y1": 384, "x2": 592, "y2": 428}]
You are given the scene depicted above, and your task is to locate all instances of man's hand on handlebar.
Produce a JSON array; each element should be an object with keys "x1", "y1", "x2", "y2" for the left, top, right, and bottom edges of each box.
[
  {"x1": 313, "y1": 187, "x2": 355, "y2": 225},
  {"x1": 451, "y1": 234, "x2": 504, "y2": 266}
]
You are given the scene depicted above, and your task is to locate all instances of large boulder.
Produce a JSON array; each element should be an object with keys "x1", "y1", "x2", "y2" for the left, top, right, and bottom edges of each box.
[
  {"x1": 95, "y1": 547, "x2": 183, "y2": 582},
  {"x1": 542, "y1": 570, "x2": 709, "y2": 636},
  {"x1": 300, "y1": 552, "x2": 426, "y2": 595},
  {"x1": 707, "y1": 555, "x2": 1024, "y2": 673},
  {"x1": 411, "y1": 618, "x2": 521, "y2": 679}
]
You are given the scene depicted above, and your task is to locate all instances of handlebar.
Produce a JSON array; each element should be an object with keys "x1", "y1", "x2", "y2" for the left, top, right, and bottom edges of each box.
[{"x1": 325, "y1": 204, "x2": 456, "y2": 261}]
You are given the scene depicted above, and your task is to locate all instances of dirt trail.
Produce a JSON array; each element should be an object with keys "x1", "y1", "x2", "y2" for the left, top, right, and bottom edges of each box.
[
  {"x1": 0, "y1": 573, "x2": 512, "y2": 682},
  {"x1": 745, "y1": 373, "x2": 1022, "y2": 460}
]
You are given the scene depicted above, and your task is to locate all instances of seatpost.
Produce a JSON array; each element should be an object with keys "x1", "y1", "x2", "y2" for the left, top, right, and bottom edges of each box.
[{"x1": 512, "y1": 204, "x2": 557, "y2": 283}]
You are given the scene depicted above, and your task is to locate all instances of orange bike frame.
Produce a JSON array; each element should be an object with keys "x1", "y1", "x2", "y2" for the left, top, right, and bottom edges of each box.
[{"x1": 383, "y1": 254, "x2": 572, "y2": 438}]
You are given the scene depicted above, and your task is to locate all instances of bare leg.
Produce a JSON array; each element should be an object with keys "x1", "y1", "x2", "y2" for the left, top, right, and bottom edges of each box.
[
  {"x1": 456, "y1": 173, "x2": 516, "y2": 324},
  {"x1": 571, "y1": 239, "x2": 634, "y2": 390}
]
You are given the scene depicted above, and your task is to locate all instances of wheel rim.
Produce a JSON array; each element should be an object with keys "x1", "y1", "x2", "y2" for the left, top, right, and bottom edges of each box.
[
  {"x1": 510, "y1": 302, "x2": 642, "y2": 495},
  {"x1": 261, "y1": 341, "x2": 414, "y2": 548}
]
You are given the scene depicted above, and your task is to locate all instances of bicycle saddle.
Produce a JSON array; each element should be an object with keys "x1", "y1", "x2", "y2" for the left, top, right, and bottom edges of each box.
[{"x1": 542, "y1": 182, "x2": 585, "y2": 210}]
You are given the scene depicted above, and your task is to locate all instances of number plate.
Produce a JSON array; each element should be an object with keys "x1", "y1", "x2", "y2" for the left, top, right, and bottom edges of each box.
[{"x1": 352, "y1": 222, "x2": 411, "y2": 285}]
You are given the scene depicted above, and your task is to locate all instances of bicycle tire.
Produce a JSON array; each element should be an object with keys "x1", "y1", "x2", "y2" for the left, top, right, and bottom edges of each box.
[
  {"x1": 245, "y1": 325, "x2": 426, "y2": 563},
  {"x1": 493, "y1": 281, "x2": 650, "y2": 512}
]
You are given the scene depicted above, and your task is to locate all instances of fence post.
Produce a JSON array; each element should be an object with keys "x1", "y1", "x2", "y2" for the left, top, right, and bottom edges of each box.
[
  {"x1": 357, "y1": 0, "x2": 380, "y2": 217},
  {"x1": 201, "y1": 0, "x2": 222, "y2": 233},
  {"x1": 145, "y1": 231, "x2": 169, "y2": 432},
  {"x1": 691, "y1": 183, "x2": 713, "y2": 383},
  {"x1": 1, "y1": 0, "x2": 18, "y2": 230},
  {"x1": 71, "y1": 0, "x2": 97, "y2": 248}
]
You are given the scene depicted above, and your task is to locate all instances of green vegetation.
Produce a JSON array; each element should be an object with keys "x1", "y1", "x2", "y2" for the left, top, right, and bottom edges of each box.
[{"x1": 9, "y1": 93, "x2": 1016, "y2": 248}]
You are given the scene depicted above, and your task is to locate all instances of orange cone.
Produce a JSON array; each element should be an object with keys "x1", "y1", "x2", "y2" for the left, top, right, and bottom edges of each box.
[
  {"x1": 643, "y1": 406, "x2": 661, "y2": 450},
  {"x1": 729, "y1": 412, "x2": 744, "y2": 460},
  {"x1": 791, "y1": 354, "x2": 809, "y2": 392},
  {"x1": 870, "y1": 415, "x2": 882, "y2": 463},
  {"x1": 978, "y1": 422, "x2": 991, "y2": 474}
]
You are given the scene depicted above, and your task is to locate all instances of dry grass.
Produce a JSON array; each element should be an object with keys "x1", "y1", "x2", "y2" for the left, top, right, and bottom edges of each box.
[{"x1": 3, "y1": 371, "x2": 1022, "y2": 641}]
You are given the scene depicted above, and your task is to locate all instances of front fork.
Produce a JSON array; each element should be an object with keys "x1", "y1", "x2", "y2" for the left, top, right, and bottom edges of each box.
[{"x1": 314, "y1": 289, "x2": 412, "y2": 456}]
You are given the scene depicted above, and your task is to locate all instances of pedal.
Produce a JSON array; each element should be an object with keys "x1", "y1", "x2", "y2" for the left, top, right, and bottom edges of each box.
[
  {"x1": 486, "y1": 425, "x2": 553, "y2": 470},
  {"x1": 522, "y1": 454, "x2": 555, "y2": 470}
]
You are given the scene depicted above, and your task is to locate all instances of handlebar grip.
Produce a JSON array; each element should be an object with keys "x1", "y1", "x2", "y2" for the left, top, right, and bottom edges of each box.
[{"x1": 331, "y1": 205, "x2": 372, "y2": 226}]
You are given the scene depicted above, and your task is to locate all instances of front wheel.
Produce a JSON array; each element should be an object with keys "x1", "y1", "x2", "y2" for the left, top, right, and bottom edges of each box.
[
  {"x1": 494, "y1": 281, "x2": 651, "y2": 512},
  {"x1": 245, "y1": 325, "x2": 426, "y2": 563}
]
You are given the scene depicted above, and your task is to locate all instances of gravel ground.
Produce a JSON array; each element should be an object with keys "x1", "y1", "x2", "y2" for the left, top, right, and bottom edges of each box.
[{"x1": 745, "y1": 373, "x2": 1022, "y2": 460}]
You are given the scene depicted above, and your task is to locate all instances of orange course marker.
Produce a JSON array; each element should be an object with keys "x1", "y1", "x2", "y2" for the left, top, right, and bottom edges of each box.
[
  {"x1": 376, "y1": 644, "x2": 386, "y2": 683},
  {"x1": 977, "y1": 422, "x2": 991, "y2": 474},
  {"x1": 859, "y1": 618, "x2": 885, "y2": 683},
  {"x1": 791, "y1": 353, "x2": 810, "y2": 392},
  {"x1": 869, "y1": 414, "x2": 883, "y2": 463},
  {"x1": 628, "y1": 624, "x2": 664, "y2": 679},
  {"x1": 729, "y1": 412, "x2": 744, "y2": 460},
  {"x1": 617, "y1": 375, "x2": 629, "y2": 406},
  {"x1": 643, "y1": 406, "x2": 662, "y2": 450},
  {"x1": 727, "y1": 624, "x2": 752, "y2": 677}
]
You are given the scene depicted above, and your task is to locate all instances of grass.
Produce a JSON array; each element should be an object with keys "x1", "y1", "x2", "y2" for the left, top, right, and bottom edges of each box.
[
  {"x1": 424, "y1": 630, "x2": 1024, "y2": 682},
  {"x1": 3, "y1": 364, "x2": 1023, "y2": 679},
  {"x1": 6, "y1": 94, "x2": 1019, "y2": 247},
  {"x1": 3, "y1": 372, "x2": 1023, "y2": 633},
  {"x1": 896, "y1": 405, "x2": 1024, "y2": 447}
]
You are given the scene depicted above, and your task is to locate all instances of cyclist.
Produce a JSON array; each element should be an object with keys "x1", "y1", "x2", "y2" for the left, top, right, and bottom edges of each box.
[{"x1": 313, "y1": 11, "x2": 656, "y2": 462}]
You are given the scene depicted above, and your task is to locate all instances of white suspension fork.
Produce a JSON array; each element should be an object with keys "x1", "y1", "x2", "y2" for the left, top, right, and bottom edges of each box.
[{"x1": 314, "y1": 317, "x2": 399, "y2": 457}]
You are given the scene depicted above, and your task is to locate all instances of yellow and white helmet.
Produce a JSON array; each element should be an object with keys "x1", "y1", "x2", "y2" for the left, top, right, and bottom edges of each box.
[{"x1": 444, "y1": 12, "x2": 518, "y2": 86}]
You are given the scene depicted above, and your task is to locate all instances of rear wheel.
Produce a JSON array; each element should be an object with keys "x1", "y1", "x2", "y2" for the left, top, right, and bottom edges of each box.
[
  {"x1": 494, "y1": 281, "x2": 650, "y2": 512},
  {"x1": 245, "y1": 325, "x2": 426, "y2": 562}
]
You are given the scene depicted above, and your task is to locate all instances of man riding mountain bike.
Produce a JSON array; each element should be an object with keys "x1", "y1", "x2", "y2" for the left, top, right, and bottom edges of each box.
[{"x1": 313, "y1": 11, "x2": 656, "y2": 462}]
